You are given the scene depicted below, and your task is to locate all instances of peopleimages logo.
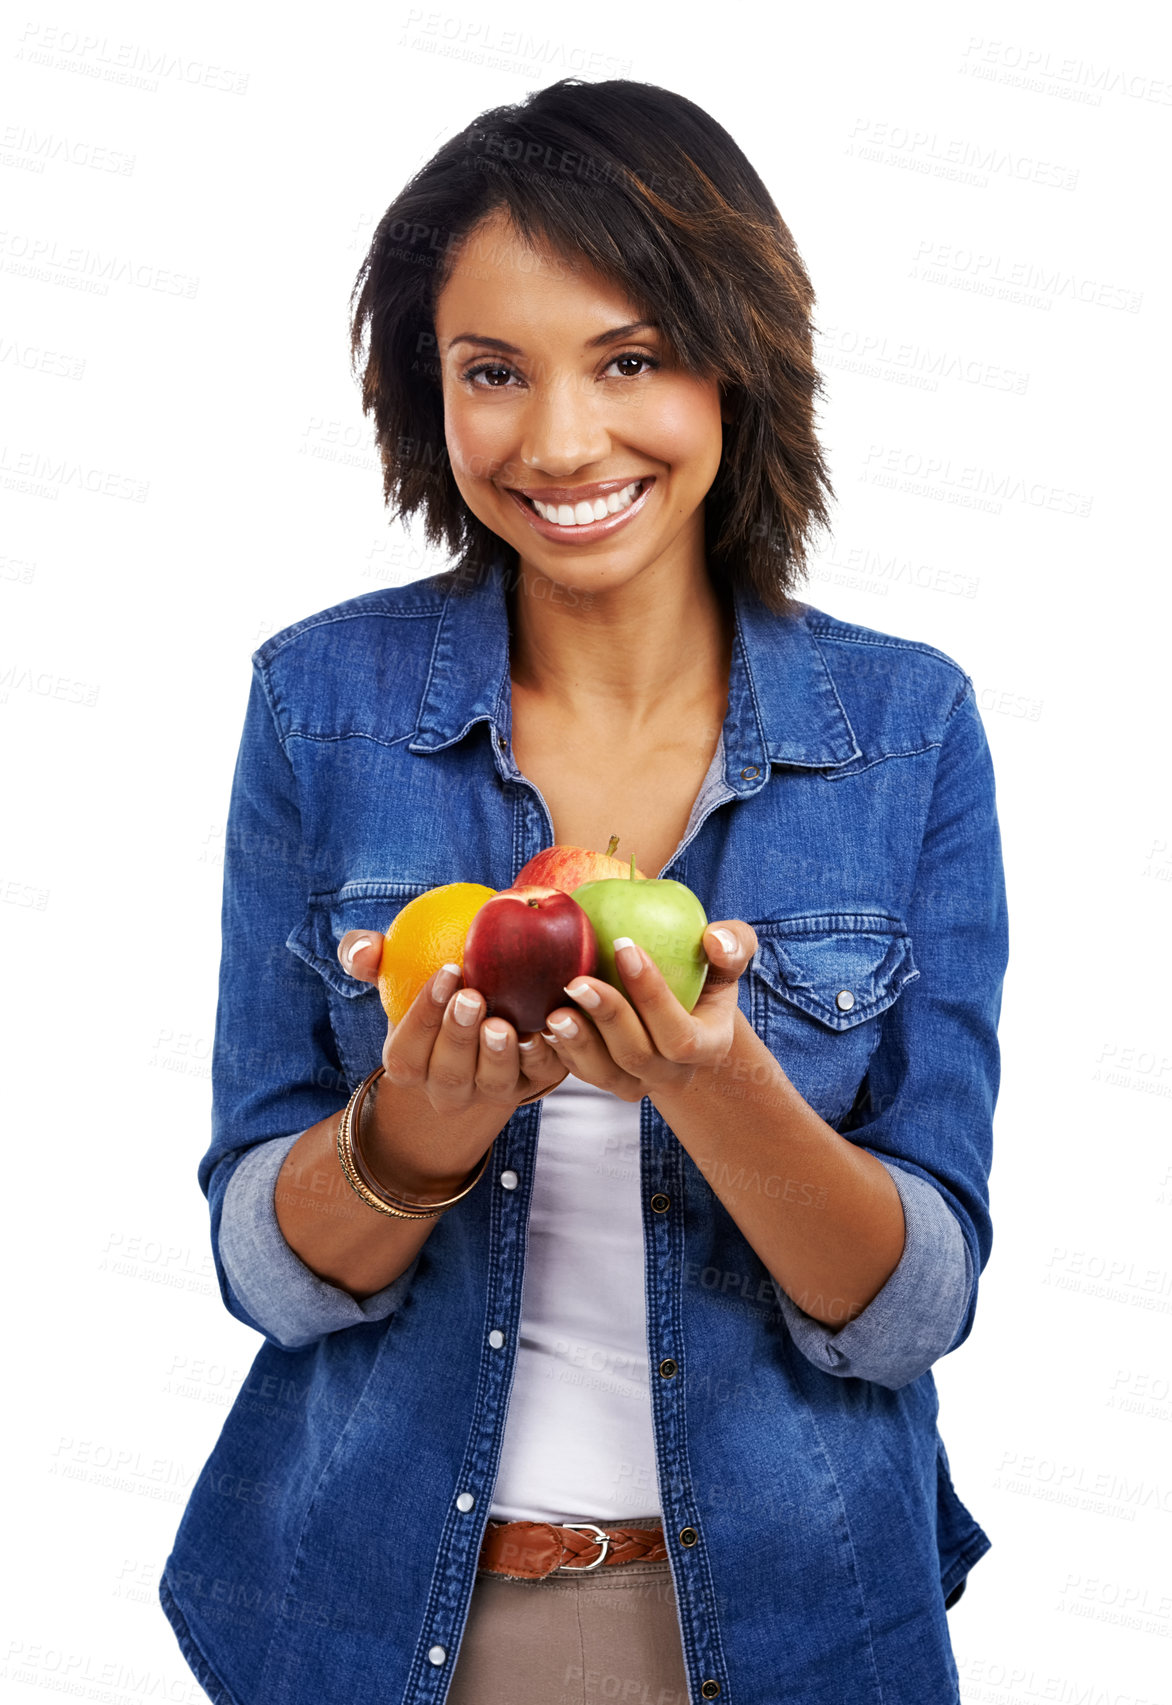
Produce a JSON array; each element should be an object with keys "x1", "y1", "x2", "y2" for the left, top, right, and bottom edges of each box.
[
  {"x1": 0, "y1": 444, "x2": 149, "y2": 501},
  {"x1": 0, "y1": 123, "x2": 136, "y2": 175},
  {"x1": 860, "y1": 445, "x2": 1093, "y2": 518},
  {"x1": 959, "y1": 36, "x2": 1172, "y2": 107},
  {"x1": 910, "y1": 241, "x2": 1143, "y2": 314},
  {"x1": 0, "y1": 229, "x2": 199, "y2": 298},
  {"x1": 15, "y1": 21, "x2": 250, "y2": 94},
  {"x1": 818, "y1": 323, "x2": 1029, "y2": 394},
  {"x1": 846, "y1": 118, "x2": 1079, "y2": 191},
  {"x1": 397, "y1": 11, "x2": 633, "y2": 80}
]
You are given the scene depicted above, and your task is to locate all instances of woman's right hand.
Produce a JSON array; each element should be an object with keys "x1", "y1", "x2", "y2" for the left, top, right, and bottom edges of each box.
[{"x1": 335, "y1": 931, "x2": 567, "y2": 1196}]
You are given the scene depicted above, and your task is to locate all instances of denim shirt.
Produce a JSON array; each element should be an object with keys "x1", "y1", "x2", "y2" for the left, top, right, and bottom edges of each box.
[
  {"x1": 215, "y1": 727, "x2": 971, "y2": 1381},
  {"x1": 160, "y1": 558, "x2": 1009, "y2": 1705}
]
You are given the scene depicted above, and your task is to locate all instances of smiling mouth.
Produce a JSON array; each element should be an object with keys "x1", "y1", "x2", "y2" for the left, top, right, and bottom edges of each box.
[{"x1": 510, "y1": 477, "x2": 651, "y2": 527}]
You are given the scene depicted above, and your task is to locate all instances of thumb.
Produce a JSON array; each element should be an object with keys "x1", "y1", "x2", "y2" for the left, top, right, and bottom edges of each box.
[
  {"x1": 337, "y1": 930, "x2": 384, "y2": 983},
  {"x1": 701, "y1": 922, "x2": 757, "y2": 989}
]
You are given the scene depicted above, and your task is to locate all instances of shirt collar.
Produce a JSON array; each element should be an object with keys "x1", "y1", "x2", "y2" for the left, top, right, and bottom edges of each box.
[{"x1": 408, "y1": 555, "x2": 860, "y2": 789}]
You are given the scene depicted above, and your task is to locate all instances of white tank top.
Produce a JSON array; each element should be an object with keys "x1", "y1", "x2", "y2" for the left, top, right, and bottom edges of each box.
[
  {"x1": 489, "y1": 1075, "x2": 660, "y2": 1522},
  {"x1": 489, "y1": 727, "x2": 731, "y2": 1524}
]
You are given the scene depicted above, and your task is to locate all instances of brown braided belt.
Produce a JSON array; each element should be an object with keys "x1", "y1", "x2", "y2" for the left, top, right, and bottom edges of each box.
[{"x1": 478, "y1": 1519, "x2": 669, "y2": 1580}]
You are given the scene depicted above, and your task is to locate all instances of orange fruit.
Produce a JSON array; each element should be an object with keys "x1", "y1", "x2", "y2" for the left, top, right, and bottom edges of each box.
[{"x1": 377, "y1": 882, "x2": 497, "y2": 1026}]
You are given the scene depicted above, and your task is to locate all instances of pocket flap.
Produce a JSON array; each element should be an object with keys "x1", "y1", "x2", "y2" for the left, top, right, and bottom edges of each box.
[
  {"x1": 751, "y1": 913, "x2": 918, "y2": 1030},
  {"x1": 287, "y1": 880, "x2": 435, "y2": 1000}
]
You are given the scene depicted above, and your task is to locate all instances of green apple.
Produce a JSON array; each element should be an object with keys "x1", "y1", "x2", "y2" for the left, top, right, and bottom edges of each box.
[{"x1": 570, "y1": 855, "x2": 710, "y2": 1012}]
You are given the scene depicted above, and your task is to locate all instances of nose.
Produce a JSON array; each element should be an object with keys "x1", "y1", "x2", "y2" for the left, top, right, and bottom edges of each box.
[{"x1": 516, "y1": 373, "x2": 612, "y2": 476}]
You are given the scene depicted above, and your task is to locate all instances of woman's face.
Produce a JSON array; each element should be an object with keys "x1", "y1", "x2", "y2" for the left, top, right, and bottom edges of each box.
[{"x1": 433, "y1": 207, "x2": 725, "y2": 595}]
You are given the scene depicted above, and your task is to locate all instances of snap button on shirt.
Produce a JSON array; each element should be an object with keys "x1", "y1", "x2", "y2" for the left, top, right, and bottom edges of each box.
[
  {"x1": 499, "y1": 1169, "x2": 519, "y2": 1190},
  {"x1": 835, "y1": 989, "x2": 856, "y2": 1011}
]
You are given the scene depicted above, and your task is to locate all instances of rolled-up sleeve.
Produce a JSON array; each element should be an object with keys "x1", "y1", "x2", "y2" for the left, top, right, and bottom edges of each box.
[
  {"x1": 199, "y1": 660, "x2": 414, "y2": 1350},
  {"x1": 218, "y1": 1130, "x2": 421, "y2": 1351},
  {"x1": 772, "y1": 1159, "x2": 973, "y2": 1386},
  {"x1": 775, "y1": 680, "x2": 1008, "y2": 1390}
]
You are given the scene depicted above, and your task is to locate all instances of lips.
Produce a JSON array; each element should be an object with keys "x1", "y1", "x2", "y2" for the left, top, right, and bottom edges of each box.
[
  {"x1": 508, "y1": 476, "x2": 651, "y2": 505},
  {"x1": 504, "y1": 476, "x2": 655, "y2": 541}
]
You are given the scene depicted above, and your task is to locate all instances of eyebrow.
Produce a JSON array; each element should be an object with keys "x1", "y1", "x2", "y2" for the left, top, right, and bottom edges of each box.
[{"x1": 446, "y1": 320, "x2": 658, "y2": 355}]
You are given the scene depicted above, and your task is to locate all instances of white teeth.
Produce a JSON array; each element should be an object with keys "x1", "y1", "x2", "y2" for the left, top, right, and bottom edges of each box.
[{"x1": 531, "y1": 480, "x2": 643, "y2": 527}]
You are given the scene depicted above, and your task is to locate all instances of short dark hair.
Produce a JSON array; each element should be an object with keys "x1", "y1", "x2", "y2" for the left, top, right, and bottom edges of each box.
[{"x1": 350, "y1": 77, "x2": 833, "y2": 613}]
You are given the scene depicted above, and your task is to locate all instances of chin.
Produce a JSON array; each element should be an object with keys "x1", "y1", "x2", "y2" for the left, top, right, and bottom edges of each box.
[{"x1": 515, "y1": 550, "x2": 656, "y2": 598}]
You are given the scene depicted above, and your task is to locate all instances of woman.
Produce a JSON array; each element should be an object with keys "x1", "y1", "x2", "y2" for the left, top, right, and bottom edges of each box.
[{"x1": 161, "y1": 79, "x2": 1008, "y2": 1704}]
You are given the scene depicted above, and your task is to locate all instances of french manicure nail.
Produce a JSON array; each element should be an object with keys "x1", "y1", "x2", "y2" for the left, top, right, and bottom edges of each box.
[
  {"x1": 483, "y1": 1022, "x2": 509, "y2": 1052},
  {"x1": 548, "y1": 1014, "x2": 579, "y2": 1039},
  {"x1": 432, "y1": 962, "x2": 461, "y2": 1004},
  {"x1": 453, "y1": 991, "x2": 481, "y2": 1026},
  {"x1": 346, "y1": 936, "x2": 373, "y2": 968},
  {"x1": 563, "y1": 981, "x2": 600, "y2": 1008},
  {"x1": 714, "y1": 928, "x2": 738, "y2": 955},
  {"x1": 613, "y1": 936, "x2": 643, "y2": 977}
]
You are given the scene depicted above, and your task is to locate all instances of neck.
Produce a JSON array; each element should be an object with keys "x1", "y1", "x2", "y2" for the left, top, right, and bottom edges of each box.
[{"x1": 506, "y1": 552, "x2": 734, "y2": 737}]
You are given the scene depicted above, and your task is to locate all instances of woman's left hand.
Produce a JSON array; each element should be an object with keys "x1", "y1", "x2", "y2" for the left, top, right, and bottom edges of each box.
[{"x1": 542, "y1": 921, "x2": 760, "y2": 1102}]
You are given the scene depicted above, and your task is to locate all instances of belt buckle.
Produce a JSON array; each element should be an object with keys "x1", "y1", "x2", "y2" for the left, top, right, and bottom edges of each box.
[{"x1": 556, "y1": 1521, "x2": 611, "y2": 1572}]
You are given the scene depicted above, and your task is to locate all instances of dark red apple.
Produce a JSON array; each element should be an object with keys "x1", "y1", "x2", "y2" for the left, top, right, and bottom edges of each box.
[{"x1": 462, "y1": 886, "x2": 598, "y2": 1034}]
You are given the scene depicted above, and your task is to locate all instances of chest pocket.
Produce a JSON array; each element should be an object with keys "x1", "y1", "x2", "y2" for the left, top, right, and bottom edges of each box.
[
  {"x1": 287, "y1": 880, "x2": 435, "y2": 1092},
  {"x1": 746, "y1": 914, "x2": 918, "y2": 1126}
]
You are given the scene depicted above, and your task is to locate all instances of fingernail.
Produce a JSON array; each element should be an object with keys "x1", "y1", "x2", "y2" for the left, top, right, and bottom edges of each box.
[
  {"x1": 563, "y1": 981, "x2": 600, "y2": 1009},
  {"x1": 432, "y1": 962, "x2": 461, "y2": 1004},
  {"x1": 713, "y1": 928, "x2": 738, "y2": 955},
  {"x1": 518, "y1": 1037, "x2": 540, "y2": 1052},
  {"x1": 453, "y1": 990, "x2": 481, "y2": 1026},
  {"x1": 540, "y1": 1031, "x2": 558, "y2": 1046},
  {"x1": 547, "y1": 1014, "x2": 579, "y2": 1039},
  {"x1": 345, "y1": 936, "x2": 373, "y2": 968},
  {"x1": 483, "y1": 1021, "x2": 509, "y2": 1052},
  {"x1": 613, "y1": 937, "x2": 643, "y2": 978}
]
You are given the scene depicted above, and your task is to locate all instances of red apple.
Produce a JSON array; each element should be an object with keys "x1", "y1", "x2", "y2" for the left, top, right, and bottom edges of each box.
[
  {"x1": 462, "y1": 887, "x2": 598, "y2": 1034},
  {"x1": 514, "y1": 834, "x2": 648, "y2": 894}
]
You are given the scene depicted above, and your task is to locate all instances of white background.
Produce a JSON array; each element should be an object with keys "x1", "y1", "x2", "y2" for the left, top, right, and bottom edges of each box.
[{"x1": 3, "y1": 0, "x2": 1170, "y2": 1699}]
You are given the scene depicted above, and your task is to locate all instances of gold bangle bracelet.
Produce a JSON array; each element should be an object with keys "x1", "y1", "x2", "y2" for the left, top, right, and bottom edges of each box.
[{"x1": 336, "y1": 1066, "x2": 493, "y2": 1220}]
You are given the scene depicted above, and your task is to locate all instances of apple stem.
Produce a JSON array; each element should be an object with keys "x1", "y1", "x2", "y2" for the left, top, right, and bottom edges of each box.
[
  {"x1": 606, "y1": 835, "x2": 620, "y2": 858},
  {"x1": 629, "y1": 853, "x2": 636, "y2": 882}
]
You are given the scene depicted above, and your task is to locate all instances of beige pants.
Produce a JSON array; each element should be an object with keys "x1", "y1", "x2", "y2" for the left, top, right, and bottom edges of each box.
[{"x1": 445, "y1": 1556, "x2": 690, "y2": 1705}]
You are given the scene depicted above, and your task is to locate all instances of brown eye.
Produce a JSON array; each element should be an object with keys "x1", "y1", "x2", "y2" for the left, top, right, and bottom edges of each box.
[
  {"x1": 609, "y1": 353, "x2": 659, "y2": 379},
  {"x1": 465, "y1": 363, "x2": 516, "y2": 388}
]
